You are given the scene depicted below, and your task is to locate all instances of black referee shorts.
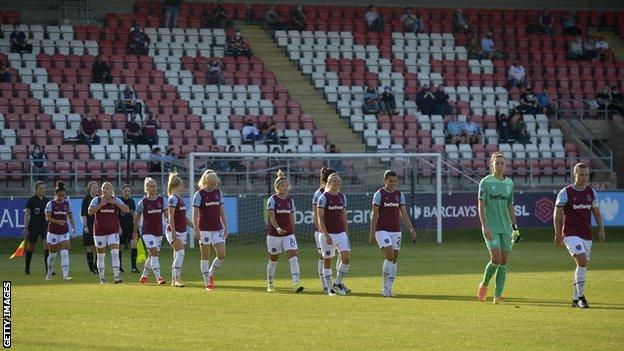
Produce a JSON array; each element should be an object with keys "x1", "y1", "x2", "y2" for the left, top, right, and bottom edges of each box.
[
  {"x1": 83, "y1": 226, "x2": 95, "y2": 246},
  {"x1": 27, "y1": 227, "x2": 46, "y2": 244}
]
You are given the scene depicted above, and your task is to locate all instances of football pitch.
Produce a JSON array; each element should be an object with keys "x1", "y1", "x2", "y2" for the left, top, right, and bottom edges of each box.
[{"x1": 2, "y1": 233, "x2": 623, "y2": 351}]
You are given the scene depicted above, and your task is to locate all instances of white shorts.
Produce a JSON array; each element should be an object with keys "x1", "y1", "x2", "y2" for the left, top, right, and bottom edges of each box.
[
  {"x1": 46, "y1": 232, "x2": 70, "y2": 245},
  {"x1": 142, "y1": 234, "x2": 163, "y2": 251},
  {"x1": 166, "y1": 228, "x2": 187, "y2": 246},
  {"x1": 94, "y1": 233, "x2": 120, "y2": 248},
  {"x1": 375, "y1": 230, "x2": 402, "y2": 250},
  {"x1": 563, "y1": 236, "x2": 593, "y2": 261},
  {"x1": 266, "y1": 234, "x2": 298, "y2": 254},
  {"x1": 200, "y1": 230, "x2": 225, "y2": 246},
  {"x1": 317, "y1": 232, "x2": 350, "y2": 258}
]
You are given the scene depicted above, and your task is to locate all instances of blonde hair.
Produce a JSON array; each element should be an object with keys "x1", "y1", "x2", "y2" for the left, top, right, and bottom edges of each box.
[
  {"x1": 143, "y1": 177, "x2": 157, "y2": 194},
  {"x1": 102, "y1": 182, "x2": 116, "y2": 196},
  {"x1": 198, "y1": 169, "x2": 219, "y2": 189},
  {"x1": 85, "y1": 180, "x2": 98, "y2": 194},
  {"x1": 324, "y1": 173, "x2": 341, "y2": 191},
  {"x1": 33, "y1": 180, "x2": 45, "y2": 195},
  {"x1": 489, "y1": 152, "x2": 505, "y2": 173},
  {"x1": 274, "y1": 169, "x2": 289, "y2": 192},
  {"x1": 573, "y1": 162, "x2": 588, "y2": 175},
  {"x1": 167, "y1": 172, "x2": 183, "y2": 196}
]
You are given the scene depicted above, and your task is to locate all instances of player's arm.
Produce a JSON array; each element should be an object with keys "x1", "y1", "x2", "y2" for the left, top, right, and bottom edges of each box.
[
  {"x1": 508, "y1": 203, "x2": 521, "y2": 243},
  {"x1": 133, "y1": 209, "x2": 142, "y2": 241},
  {"x1": 592, "y1": 205, "x2": 606, "y2": 242},
  {"x1": 219, "y1": 205, "x2": 228, "y2": 239},
  {"x1": 68, "y1": 210, "x2": 77, "y2": 236},
  {"x1": 192, "y1": 206, "x2": 200, "y2": 240},
  {"x1": 369, "y1": 204, "x2": 379, "y2": 245},
  {"x1": 317, "y1": 207, "x2": 333, "y2": 245},
  {"x1": 168, "y1": 206, "x2": 176, "y2": 232},
  {"x1": 312, "y1": 204, "x2": 318, "y2": 230},
  {"x1": 342, "y1": 209, "x2": 349, "y2": 234},
  {"x1": 400, "y1": 205, "x2": 417, "y2": 242},
  {"x1": 185, "y1": 216, "x2": 194, "y2": 229},
  {"x1": 89, "y1": 198, "x2": 107, "y2": 216},
  {"x1": 553, "y1": 206, "x2": 564, "y2": 246},
  {"x1": 267, "y1": 210, "x2": 282, "y2": 234},
  {"x1": 23, "y1": 208, "x2": 31, "y2": 237},
  {"x1": 114, "y1": 197, "x2": 130, "y2": 213},
  {"x1": 477, "y1": 199, "x2": 492, "y2": 240}
]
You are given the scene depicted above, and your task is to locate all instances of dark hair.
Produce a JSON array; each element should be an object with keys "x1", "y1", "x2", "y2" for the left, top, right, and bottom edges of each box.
[
  {"x1": 55, "y1": 181, "x2": 66, "y2": 194},
  {"x1": 384, "y1": 170, "x2": 397, "y2": 180},
  {"x1": 122, "y1": 184, "x2": 131, "y2": 191},
  {"x1": 320, "y1": 167, "x2": 336, "y2": 183}
]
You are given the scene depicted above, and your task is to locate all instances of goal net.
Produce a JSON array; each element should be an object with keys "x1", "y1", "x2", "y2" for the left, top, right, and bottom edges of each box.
[{"x1": 187, "y1": 152, "x2": 442, "y2": 248}]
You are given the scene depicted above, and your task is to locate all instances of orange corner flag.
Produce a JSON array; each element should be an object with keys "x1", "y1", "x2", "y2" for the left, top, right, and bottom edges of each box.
[{"x1": 10, "y1": 239, "x2": 26, "y2": 260}]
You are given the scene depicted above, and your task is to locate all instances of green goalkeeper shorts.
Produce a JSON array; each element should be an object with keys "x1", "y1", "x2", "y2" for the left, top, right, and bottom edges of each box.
[{"x1": 484, "y1": 233, "x2": 513, "y2": 252}]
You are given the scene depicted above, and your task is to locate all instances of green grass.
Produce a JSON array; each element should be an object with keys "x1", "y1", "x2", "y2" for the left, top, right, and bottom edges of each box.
[{"x1": 2, "y1": 231, "x2": 624, "y2": 351}]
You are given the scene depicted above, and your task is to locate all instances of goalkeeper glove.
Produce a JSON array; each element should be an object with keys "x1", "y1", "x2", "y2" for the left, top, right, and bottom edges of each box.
[{"x1": 511, "y1": 223, "x2": 521, "y2": 243}]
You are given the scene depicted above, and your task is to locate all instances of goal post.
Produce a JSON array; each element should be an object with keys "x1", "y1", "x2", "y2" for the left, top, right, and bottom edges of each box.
[{"x1": 188, "y1": 152, "x2": 442, "y2": 248}]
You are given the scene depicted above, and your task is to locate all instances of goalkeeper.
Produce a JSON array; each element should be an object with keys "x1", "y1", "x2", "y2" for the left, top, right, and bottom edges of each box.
[{"x1": 476, "y1": 152, "x2": 520, "y2": 304}]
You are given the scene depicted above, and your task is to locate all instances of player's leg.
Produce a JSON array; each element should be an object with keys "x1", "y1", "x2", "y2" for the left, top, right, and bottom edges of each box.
[
  {"x1": 45, "y1": 233, "x2": 59, "y2": 280},
  {"x1": 478, "y1": 241, "x2": 502, "y2": 302},
  {"x1": 573, "y1": 253, "x2": 588, "y2": 307},
  {"x1": 95, "y1": 236, "x2": 107, "y2": 283},
  {"x1": 169, "y1": 232, "x2": 186, "y2": 287},
  {"x1": 109, "y1": 233, "x2": 122, "y2": 283},
  {"x1": 319, "y1": 234, "x2": 336, "y2": 295},
  {"x1": 375, "y1": 230, "x2": 395, "y2": 296},
  {"x1": 59, "y1": 234, "x2": 72, "y2": 280},
  {"x1": 314, "y1": 232, "x2": 327, "y2": 292},
  {"x1": 493, "y1": 249, "x2": 510, "y2": 303},
  {"x1": 42, "y1": 234, "x2": 50, "y2": 275},
  {"x1": 84, "y1": 228, "x2": 97, "y2": 274},
  {"x1": 209, "y1": 230, "x2": 226, "y2": 280},
  {"x1": 284, "y1": 235, "x2": 302, "y2": 293},
  {"x1": 25, "y1": 229, "x2": 40, "y2": 274},
  {"x1": 333, "y1": 233, "x2": 351, "y2": 295},
  {"x1": 199, "y1": 234, "x2": 212, "y2": 289},
  {"x1": 390, "y1": 232, "x2": 402, "y2": 295},
  {"x1": 139, "y1": 235, "x2": 153, "y2": 283},
  {"x1": 130, "y1": 237, "x2": 139, "y2": 273},
  {"x1": 266, "y1": 236, "x2": 280, "y2": 292}
]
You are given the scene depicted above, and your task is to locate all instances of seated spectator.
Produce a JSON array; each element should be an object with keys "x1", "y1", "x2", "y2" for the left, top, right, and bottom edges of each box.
[
  {"x1": 226, "y1": 29, "x2": 253, "y2": 58},
  {"x1": 538, "y1": 7, "x2": 554, "y2": 35},
  {"x1": 226, "y1": 145, "x2": 246, "y2": 171},
  {"x1": 364, "y1": 5, "x2": 385, "y2": 33},
  {"x1": 289, "y1": 4, "x2": 307, "y2": 31},
  {"x1": 432, "y1": 86, "x2": 453, "y2": 115},
  {"x1": 28, "y1": 145, "x2": 48, "y2": 182},
  {"x1": 207, "y1": 57, "x2": 226, "y2": 85},
  {"x1": 364, "y1": 85, "x2": 380, "y2": 114},
  {"x1": 242, "y1": 119, "x2": 262, "y2": 142},
  {"x1": 609, "y1": 85, "x2": 624, "y2": 116},
  {"x1": 562, "y1": 11, "x2": 582, "y2": 35},
  {"x1": 260, "y1": 117, "x2": 279, "y2": 144},
  {"x1": 0, "y1": 60, "x2": 11, "y2": 82},
  {"x1": 583, "y1": 36, "x2": 598, "y2": 61},
  {"x1": 262, "y1": 5, "x2": 288, "y2": 33},
  {"x1": 481, "y1": 31, "x2": 505, "y2": 60},
  {"x1": 127, "y1": 26, "x2": 151, "y2": 55},
  {"x1": 328, "y1": 144, "x2": 346, "y2": 172},
  {"x1": 453, "y1": 8, "x2": 470, "y2": 32},
  {"x1": 379, "y1": 86, "x2": 397, "y2": 114},
  {"x1": 401, "y1": 7, "x2": 424, "y2": 34},
  {"x1": 446, "y1": 115, "x2": 465, "y2": 145},
  {"x1": 507, "y1": 60, "x2": 527, "y2": 88},
  {"x1": 536, "y1": 88, "x2": 552, "y2": 114},
  {"x1": 205, "y1": 0, "x2": 233, "y2": 29},
  {"x1": 496, "y1": 112, "x2": 514, "y2": 143},
  {"x1": 91, "y1": 55, "x2": 112, "y2": 84},
  {"x1": 467, "y1": 32, "x2": 482, "y2": 59},
  {"x1": 210, "y1": 146, "x2": 229, "y2": 172},
  {"x1": 520, "y1": 85, "x2": 540, "y2": 114},
  {"x1": 567, "y1": 36, "x2": 584, "y2": 60},
  {"x1": 142, "y1": 113, "x2": 160, "y2": 147},
  {"x1": 512, "y1": 113, "x2": 530, "y2": 144},
  {"x1": 118, "y1": 84, "x2": 143, "y2": 117},
  {"x1": 10, "y1": 24, "x2": 33, "y2": 53},
  {"x1": 163, "y1": 147, "x2": 182, "y2": 172},
  {"x1": 80, "y1": 114, "x2": 100, "y2": 147},
  {"x1": 148, "y1": 147, "x2": 163, "y2": 173},
  {"x1": 596, "y1": 36, "x2": 610, "y2": 61},
  {"x1": 164, "y1": 0, "x2": 182, "y2": 29},
  {"x1": 124, "y1": 114, "x2": 143, "y2": 156},
  {"x1": 462, "y1": 116, "x2": 482, "y2": 145},
  {"x1": 416, "y1": 84, "x2": 435, "y2": 115}
]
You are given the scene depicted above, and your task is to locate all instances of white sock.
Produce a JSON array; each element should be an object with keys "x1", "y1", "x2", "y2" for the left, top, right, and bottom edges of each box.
[
  {"x1": 47, "y1": 252, "x2": 57, "y2": 276},
  {"x1": 141, "y1": 256, "x2": 152, "y2": 278},
  {"x1": 97, "y1": 252, "x2": 106, "y2": 279},
  {"x1": 382, "y1": 259, "x2": 393, "y2": 292},
  {"x1": 335, "y1": 263, "x2": 349, "y2": 285},
  {"x1": 173, "y1": 250, "x2": 185, "y2": 281},
  {"x1": 209, "y1": 258, "x2": 222, "y2": 277},
  {"x1": 572, "y1": 270, "x2": 579, "y2": 300},
  {"x1": 317, "y1": 258, "x2": 326, "y2": 289},
  {"x1": 267, "y1": 260, "x2": 277, "y2": 284},
  {"x1": 336, "y1": 253, "x2": 342, "y2": 272},
  {"x1": 151, "y1": 256, "x2": 161, "y2": 279},
  {"x1": 111, "y1": 249, "x2": 120, "y2": 278},
  {"x1": 289, "y1": 256, "x2": 300, "y2": 284},
  {"x1": 200, "y1": 259, "x2": 210, "y2": 285},
  {"x1": 389, "y1": 262, "x2": 397, "y2": 291},
  {"x1": 60, "y1": 250, "x2": 69, "y2": 278},
  {"x1": 575, "y1": 266, "x2": 586, "y2": 298},
  {"x1": 322, "y1": 268, "x2": 333, "y2": 292}
]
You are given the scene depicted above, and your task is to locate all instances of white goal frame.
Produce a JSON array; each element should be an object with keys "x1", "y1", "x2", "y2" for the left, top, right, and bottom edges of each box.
[{"x1": 188, "y1": 152, "x2": 442, "y2": 247}]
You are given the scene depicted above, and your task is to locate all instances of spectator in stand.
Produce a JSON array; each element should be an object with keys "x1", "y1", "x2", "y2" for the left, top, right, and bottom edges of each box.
[
  {"x1": 562, "y1": 11, "x2": 582, "y2": 35},
  {"x1": 364, "y1": 5, "x2": 385, "y2": 33},
  {"x1": 401, "y1": 7, "x2": 424, "y2": 34},
  {"x1": 148, "y1": 147, "x2": 163, "y2": 173},
  {"x1": 127, "y1": 26, "x2": 150, "y2": 55},
  {"x1": 512, "y1": 113, "x2": 530, "y2": 143},
  {"x1": 446, "y1": 115, "x2": 465, "y2": 145},
  {"x1": 610, "y1": 85, "x2": 624, "y2": 116},
  {"x1": 596, "y1": 36, "x2": 610, "y2": 62},
  {"x1": 595, "y1": 86, "x2": 613, "y2": 118},
  {"x1": 163, "y1": 147, "x2": 182, "y2": 172},
  {"x1": 364, "y1": 84, "x2": 380, "y2": 114},
  {"x1": 227, "y1": 29, "x2": 253, "y2": 58},
  {"x1": 290, "y1": 4, "x2": 307, "y2": 31},
  {"x1": 10, "y1": 24, "x2": 33, "y2": 53},
  {"x1": 142, "y1": 113, "x2": 160, "y2": 147},
  {"x1": 463, "y1": 116, "x2": 482, "y2": 145},
  {"x1": 164, "y1": 0, "x2": 182, "y2": 29},
  {"x1": 91, "y1": 55, "x2": 112, "y2": 84},
  {"x1": 242, "y1": 118, "x2": 262, "y2": 142},
  {"x1": 124, "y1": 114, "x2": 143, "y2": 157},
  {"x1": 118, "y1": 84, "x2": 142, "y2": 117},
  {"x1": 538, "y1": 7, "x2": 555, "y2": 35},
  {"x1": 226, "y1": 145, "x2": 245, "y2": 172},
  {"x1": 467, "y1": 32, "x2": 482, "y2": 59},
  {"x1": 80, "y1": 114, "x2": 100, "y2": 147},
  {"x1": 481, "y1": 30, "x2": 505, "y2": 60},
  {"x1": 210, "y1": 146, "x2": 229, "y2": 172},
  {"x1": 260, "y1": 117, "x2": 279, "y2": 144},
  {"x1": 28, "y1": 145, "x2": 48, "y2": 181},
  {"x1": 0, "y1": 60, "x2": 11, "y2": 82},
  {"x1": 520, "y1": 85, "x2": 540, "y2": 114},
  {"x1": 507, "y1": 60, "x2": 527, "y2": 88},
  {"x1": 262, "y1": 5, "x2": 287, "y2": 33},
  {"x1": 205, "y1": 0, "x2": 233, "y2": 29},
  {"x1": 207, "y1": 57, "x2": 226, "y2": 85},
  {"x1": 453, "y1": 8, "x2": 470, "y2": 33},
  {"x1": 379, "y1": 86, "x2": 397, "y2": 115},
  {"x1": 583, "y1": 36, "x2": 598, "y2": 61},
  {"x1": 416, "y1": 84, "x2": 435, "y2": 115},
  {"x1": 328, "y1": 144, "x2": 346, "y2": 172},
  {"x1": 567, "y1": 36, "x2": 584, "y2": 60},
  {"x1": 432, "y1": 86, "x2": 453, "y2": 115},
  {"x1": 536, "y1": 87, "x2": 552, "y2": 114},
  {"x1": 496, "y1": 112, "x2": 513, "y2": 143}
]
